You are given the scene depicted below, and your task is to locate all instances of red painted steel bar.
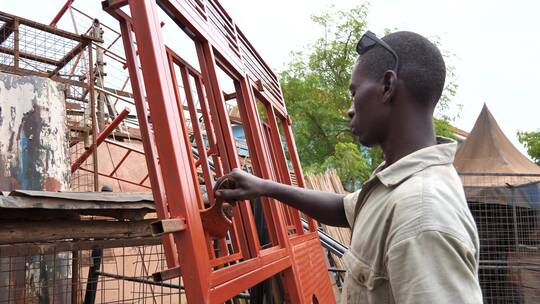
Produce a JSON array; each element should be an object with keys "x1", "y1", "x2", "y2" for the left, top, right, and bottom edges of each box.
[
  {"x1": 118, "y1": 14, "x2": 178, "y2": 267},
  {"x1": 71, "y1": 108, "x2": 130, "y2": 173},
  {"x1": 266, "y1": 105, "x2": 305, "y2": 235},
  {"x1": 50, "y1": 0, "x2": 75, "y2": 27},
  {"x1": 127, "y1": 2, "x2": 212, "y2": 300},
  {"x1": 194, "y1": 76, "x2": 224, "y2": 176},
  {"x1": 103, "y1": 0, "x2": 335, "y2": 302},
  {"x1": 196, "y1": 42, "x2": 259, "y2": 257}
]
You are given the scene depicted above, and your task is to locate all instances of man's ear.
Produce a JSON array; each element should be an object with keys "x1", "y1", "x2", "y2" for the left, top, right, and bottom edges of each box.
[{"x1": 381, "y1": 70, "x2": 397, "y2": 104}]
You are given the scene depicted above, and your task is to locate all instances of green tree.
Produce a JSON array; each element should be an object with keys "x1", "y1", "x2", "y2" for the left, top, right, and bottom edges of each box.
[
  {"x1": 280, "y1": 4, "x2": 460, "y2": 190},
  {"x1": 517, "y1": 130, "x2": 540, "y2": 165},
  {"x1": 307, "y1": 142, "x2": 370, "y2": 192}
]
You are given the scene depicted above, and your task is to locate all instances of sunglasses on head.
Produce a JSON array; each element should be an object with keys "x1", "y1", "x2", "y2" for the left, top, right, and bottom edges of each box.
[{"x1": 356, "y1": 31, "x2": 400, "y2": 74}]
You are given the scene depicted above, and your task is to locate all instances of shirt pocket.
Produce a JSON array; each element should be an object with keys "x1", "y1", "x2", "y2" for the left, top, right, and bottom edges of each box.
[{"x1": 342, "y1": 250, "x2": 390, "y2": 303}]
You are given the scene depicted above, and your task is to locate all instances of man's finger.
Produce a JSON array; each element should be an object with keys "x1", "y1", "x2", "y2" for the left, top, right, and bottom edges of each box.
[{"x1": 215, "y1": 189, "x2": 243, "y2": 201}]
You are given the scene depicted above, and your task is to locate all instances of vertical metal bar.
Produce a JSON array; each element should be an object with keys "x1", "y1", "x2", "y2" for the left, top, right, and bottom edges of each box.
[
  {"x1": 194, "y1": 76, "x2": 224, "y2": 176},
  {"x1": 118, "y1": 15, "x2": 178, "y2": 267},
  {"x1": 71, "y1": 250, "x2": 79, "y2": 304},
  {"x1": 165, "y1": 55, "x2": 206, "y2": 211},
  {"x1": 13, "y1": 18, "x2": 19, "y2": 70},
  {"x1": 266, "y1": 106, "x2": 303, "y2": 234},
  {"x1": 178, "y1": 63, "x2": 215, "y2": 204},
  {"x1": 196, "y1": 42, "x2": 259, "y2": 257},
  {"x1": 127, "y1": 1, "x2": 211, "y2": 301},
  {"x1": 92, "y1": 19, "x2": 107, "y2": 130},
  {"x1": 281, "y1": 117, "x2": 317, "y2": 231},
  {"x1": 234, "y1": 79, "x2": 288, "y2": 246},
  {"x1": 234, "y1": 78, "x2": 303, "y2": 302},
  {"x1": 87, "y1": 44, "x2": 100, "y2": 192},
  {"x1": 195, "y1": 44, "x2": 232, "y2": 173},
  {"x1": 83, "y1": 248, "x2": 102, "y2": 304}
]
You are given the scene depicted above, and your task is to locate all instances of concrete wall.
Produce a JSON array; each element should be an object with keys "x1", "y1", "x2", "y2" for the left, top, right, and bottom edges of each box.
[{"x1": 0, "y1": 71, "x2": 70, "y2": 191}]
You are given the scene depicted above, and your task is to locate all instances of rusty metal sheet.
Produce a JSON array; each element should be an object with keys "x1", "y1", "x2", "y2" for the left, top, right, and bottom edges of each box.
[
  {"x1": 8, "y1": 189, "x2": 154, "y2": 202},
  {"x1": 0, "y1": 195, "x2": 155, "y2": 211}
]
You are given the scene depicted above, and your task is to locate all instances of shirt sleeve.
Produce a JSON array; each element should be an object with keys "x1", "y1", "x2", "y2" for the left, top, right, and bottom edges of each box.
[
  {"x1": 386, "y1": 230, "x2": 482, "y2": 304},
  {"x1": 343, "y1": 190, "x2": 361, "y2": 228}
]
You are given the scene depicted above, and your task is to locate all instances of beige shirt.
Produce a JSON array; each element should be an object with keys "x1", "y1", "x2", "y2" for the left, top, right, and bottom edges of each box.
[{"x1": 340, "y1": 139, "x2": 483, "y2": 304}]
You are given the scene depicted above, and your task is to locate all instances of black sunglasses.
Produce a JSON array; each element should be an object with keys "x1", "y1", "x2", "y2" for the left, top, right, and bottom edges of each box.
[{"x1": 356, "y1": 31, "x2": 400, "y2": 74}]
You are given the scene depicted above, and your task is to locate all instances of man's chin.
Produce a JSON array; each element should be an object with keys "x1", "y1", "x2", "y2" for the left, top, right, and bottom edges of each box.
[{"x1": 355, "y1": 134, "x2": 375, "y2": 148}]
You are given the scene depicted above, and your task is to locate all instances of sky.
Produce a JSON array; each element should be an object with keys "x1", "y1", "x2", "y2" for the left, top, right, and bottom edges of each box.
[{"x1": 3, "y1": 0, "x2": 539, "y2": 155}]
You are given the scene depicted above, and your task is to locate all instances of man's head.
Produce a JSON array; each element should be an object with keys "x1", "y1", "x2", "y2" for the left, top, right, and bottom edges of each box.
[{"x1": 348, "y1": 31, "x2": 446, "y2": 147}]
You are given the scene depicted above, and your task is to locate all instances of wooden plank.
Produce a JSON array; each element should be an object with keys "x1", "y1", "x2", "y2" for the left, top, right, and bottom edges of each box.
[
  {"x1": 0, "y1": 237, "x2": 161, "y2": 257},
  {"x1": 0, "y1": 219, "x2": 154, "y2": 244}
]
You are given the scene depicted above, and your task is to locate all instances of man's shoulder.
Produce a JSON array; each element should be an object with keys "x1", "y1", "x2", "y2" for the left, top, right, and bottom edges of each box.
[{"x1": 387, "y1": 164, "x2": 476, "y2": 248}]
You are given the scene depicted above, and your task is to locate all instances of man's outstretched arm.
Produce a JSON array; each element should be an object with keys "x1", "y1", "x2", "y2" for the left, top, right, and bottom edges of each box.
[{"x1": 215, "y1": 168, "x2": 349, "y2": 227}]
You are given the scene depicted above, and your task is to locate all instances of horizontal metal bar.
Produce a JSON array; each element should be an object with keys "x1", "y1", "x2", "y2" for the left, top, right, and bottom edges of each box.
[
  {"x1": 0, "y1": 63, "x2": 88, "y2": 88},
  {"x1": 98, "y1": 271, "x2": 184, "y2": 289},
  {"x1": 152, "y1": 266, "x2": 182, "y2": 282},
  {"x1": 0, "y1": 45, "x2": 60, "y2": 66},
  {"x1": 0, "y1": 10, "x2": 101, "y2": 43},
  {"x1": 151, "y1": 218, "x2": 187, "y2": 236},
  {"x1": 94, "y1": 85, "x2": 135, "y2": 104}
]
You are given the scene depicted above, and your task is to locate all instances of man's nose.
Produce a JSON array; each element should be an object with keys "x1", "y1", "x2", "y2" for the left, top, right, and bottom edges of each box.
[{"x1": 348, "y1": 107, "x2": 355, "y2": 119}]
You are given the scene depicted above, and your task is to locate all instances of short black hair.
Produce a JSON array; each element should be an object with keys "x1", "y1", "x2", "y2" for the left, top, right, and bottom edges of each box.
[{"x1": 357, "y1": 31, "x2": 446, "y2": 107}]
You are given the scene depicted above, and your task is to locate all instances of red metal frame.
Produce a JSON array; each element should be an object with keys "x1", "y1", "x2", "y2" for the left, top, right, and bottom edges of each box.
[
  {"x1": 70, "y1": 108, "x2": 130, "y2": 173},
  {"x1": 49, "y1": 0, "x2": 75, "y2": 27},
  {"x1": 104, "y1": 0, "x2": 334, "y2": 302},
  {"x1": 78, "y1": 139, "x2": 152, "y2": 189}
]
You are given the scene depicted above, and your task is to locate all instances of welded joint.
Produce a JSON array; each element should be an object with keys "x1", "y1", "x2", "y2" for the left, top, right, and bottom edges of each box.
[{"x1": 150, "y1": 218, "x2": 187, "y2": 236}]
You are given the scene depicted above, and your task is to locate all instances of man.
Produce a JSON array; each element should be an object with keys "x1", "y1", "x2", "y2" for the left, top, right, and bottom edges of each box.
[{"x1": 215, "y1": 30, "x2": 483, "y2": 303}]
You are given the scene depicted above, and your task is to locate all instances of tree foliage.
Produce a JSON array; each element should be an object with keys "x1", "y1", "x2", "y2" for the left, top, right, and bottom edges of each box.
[
  {"x1": 280, "y1": 4, "x2": 460, "y2": 190},
  {"x1": 517, "y1": 130, "x2": 540, "y2": 165}
]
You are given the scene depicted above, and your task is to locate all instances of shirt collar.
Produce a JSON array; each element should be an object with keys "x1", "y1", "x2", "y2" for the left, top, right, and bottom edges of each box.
[{"x1": 373, "y1": 137, "x2": 457, "y2": 187}]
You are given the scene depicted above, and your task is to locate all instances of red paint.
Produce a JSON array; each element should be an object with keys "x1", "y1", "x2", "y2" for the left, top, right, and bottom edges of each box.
[
  {"x1": 104, "y1": 0, "x2": 335, "y2": 302},
  {"x1": 42, "y1": 177, "x2": 62, "y2": 192}
]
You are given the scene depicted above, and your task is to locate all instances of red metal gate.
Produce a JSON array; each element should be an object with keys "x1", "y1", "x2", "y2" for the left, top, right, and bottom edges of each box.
[{"x1": 104, "y1": 0, "x2": 335, "y2": 302}]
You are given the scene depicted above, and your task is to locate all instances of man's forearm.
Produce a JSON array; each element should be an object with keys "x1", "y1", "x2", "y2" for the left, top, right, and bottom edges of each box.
[{"x1": 260, "y1": 179, "x2": 349, "y2": 227}]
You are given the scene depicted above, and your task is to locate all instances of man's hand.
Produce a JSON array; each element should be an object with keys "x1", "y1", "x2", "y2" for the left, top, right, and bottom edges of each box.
[
  {"x1": 214, "y1": 168, "x2": 267, "y2": 202},
  {"x1": 213, "y1": 168, "x2": 349, "y2": 227}
]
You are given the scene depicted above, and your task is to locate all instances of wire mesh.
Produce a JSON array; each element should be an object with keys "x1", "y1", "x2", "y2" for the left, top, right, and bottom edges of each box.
[
  {"x1": 461, "y1": 173, "x2": 540, "y2": 304},
  {"x1": 0, "y1": 242, "x2": 184, "y2": 304}
]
